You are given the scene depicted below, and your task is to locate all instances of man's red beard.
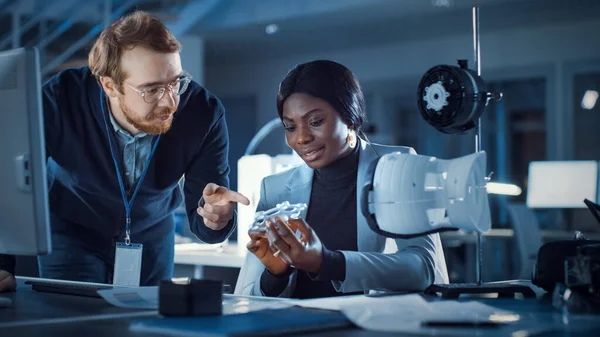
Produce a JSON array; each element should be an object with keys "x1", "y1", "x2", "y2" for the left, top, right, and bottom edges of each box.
[{"x1": 119, "y1": 97, "x2": 176, "y2": 135}]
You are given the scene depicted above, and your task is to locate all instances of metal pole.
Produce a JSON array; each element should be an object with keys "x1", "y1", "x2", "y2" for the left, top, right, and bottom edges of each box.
[
  {"x1": 472, "y1": 6, "x2": 484, "y2": 286},
  {"x1": 11, "y1": 10, "x2": 20, "y2": 48},
  {"x1": 39, "y1": 19, "x2": 47, "y2": 66},
  {"x1": 34, "y1": 1, "x2": 100, "y2": 51},
  {"x1": 0, "y1": 0, "x2": 76, "y2": 50},
  {"x1": 42, "y1": 0, "x2": 141, "y2": 76}
]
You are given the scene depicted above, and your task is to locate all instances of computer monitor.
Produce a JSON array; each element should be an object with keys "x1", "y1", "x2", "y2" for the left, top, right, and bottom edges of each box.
[
  {"x1": 526, "y1": 160, "x2": 599, "y2": 209},
  {"x1": 0, "y1": 47, "x2": 51, "y2": 256}
]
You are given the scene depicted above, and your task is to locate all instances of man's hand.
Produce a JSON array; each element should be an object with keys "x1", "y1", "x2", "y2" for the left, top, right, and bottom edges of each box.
[
  {"x1": 0, "y1": 270, "x2": 16, "y2": 292},
  {"x1": 197, "y1": 183, "x2": 250, "y2": 231}
]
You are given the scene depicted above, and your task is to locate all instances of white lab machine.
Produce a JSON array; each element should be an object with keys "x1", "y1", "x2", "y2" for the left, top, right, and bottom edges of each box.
[
  {"x1": 362, "y1": 150, "x2": 536, "y2": 298},
  {"x1": 361, "y1": 151, "x2": 491, "y2": 238}
]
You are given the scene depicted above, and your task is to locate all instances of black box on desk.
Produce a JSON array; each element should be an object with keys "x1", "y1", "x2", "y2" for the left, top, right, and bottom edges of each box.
[{"x1": 159, "y1": 279, "x2": 222, "y2": 317}]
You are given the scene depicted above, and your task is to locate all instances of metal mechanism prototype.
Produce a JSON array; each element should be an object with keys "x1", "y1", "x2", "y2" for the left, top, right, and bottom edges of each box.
[{"x1": 248, "y1": 201, "x2": 307, "y2": 235}]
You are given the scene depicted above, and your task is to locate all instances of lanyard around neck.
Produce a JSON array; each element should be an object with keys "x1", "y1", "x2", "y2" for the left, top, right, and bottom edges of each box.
[{"x1": 99, "y1": 87, "x2": 161, "y2": 245}]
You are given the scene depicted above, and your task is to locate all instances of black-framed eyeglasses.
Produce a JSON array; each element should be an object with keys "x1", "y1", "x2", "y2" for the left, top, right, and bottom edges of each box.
[{"x1": 125, "y1": 72, "x2": 192, "y2": 103}]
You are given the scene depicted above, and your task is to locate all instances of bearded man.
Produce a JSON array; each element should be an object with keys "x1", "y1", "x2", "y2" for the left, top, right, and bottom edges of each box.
[{"x1": 0, "y1": 10, "x2": 249, "y2": 292}]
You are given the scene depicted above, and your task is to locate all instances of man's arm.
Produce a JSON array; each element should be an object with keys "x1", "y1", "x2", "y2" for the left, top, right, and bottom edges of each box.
[{"x1": 184, "y1": 99, "x2": 234, "y2": 244}]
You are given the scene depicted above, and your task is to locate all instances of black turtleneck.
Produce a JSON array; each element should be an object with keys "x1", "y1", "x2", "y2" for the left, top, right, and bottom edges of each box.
[{"x1": 260, "y1": 145, "x2": 360, "y2": 298}]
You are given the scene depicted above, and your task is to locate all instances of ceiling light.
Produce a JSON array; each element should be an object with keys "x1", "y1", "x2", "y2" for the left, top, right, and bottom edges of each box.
[
  {"x1": 432, "y1": 0, "x2": 452, "y2": 7},
  {"x1": 265, "y1": 24, "x2": 279, "y2": 35},
  {"x1": 581, "y1": 90, "x2": 598, "y2": 110}
]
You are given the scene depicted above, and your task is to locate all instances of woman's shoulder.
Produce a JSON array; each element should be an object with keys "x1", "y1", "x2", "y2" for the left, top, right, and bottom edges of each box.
[
  {"x1": 365, "y1": 141, "x2": 417, "y2": 155},
  {"x1": 261, "y1": 163, "x2": 307, "y2": 190}
]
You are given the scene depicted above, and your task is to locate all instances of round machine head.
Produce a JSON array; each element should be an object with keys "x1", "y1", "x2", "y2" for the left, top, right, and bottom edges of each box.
[{"x1": 417, "y1": 62, "x2": 490, "y2": 134}]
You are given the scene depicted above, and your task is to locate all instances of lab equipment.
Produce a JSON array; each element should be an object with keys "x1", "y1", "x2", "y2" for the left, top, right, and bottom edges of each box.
[
  {"x1": 361, "y1": 151, "x2": 491, "y2": 239},
  {"x1": 535, "y1": 199, "x2": 600, "y2": 314},
  {"x1": 417, "y1": 60, "x2": 502, "y2": 135},
  {"x1": 360, "y1": 148, "x2": 536, "y2": 298},
  {"x1": 364, "y1": 6, "x2": 536, "y2": 298}
]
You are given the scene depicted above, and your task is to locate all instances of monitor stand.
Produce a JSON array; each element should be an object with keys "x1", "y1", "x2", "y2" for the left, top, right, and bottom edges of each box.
[{"x1": 425, "y1": 282, "x2": 537, "y2": 299}]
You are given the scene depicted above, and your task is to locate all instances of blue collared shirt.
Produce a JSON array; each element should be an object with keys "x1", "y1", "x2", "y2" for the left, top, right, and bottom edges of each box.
[{"x1": 108, "y1": 112, "x2": 154, "y2": 189}]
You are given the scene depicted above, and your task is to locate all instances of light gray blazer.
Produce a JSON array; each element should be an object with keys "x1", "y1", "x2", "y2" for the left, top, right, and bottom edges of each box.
[{"x1": 234, "y1": 140, "x2": 449, "y2": 297}]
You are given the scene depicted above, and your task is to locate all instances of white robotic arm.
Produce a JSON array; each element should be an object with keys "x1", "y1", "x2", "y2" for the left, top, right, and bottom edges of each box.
[{"x1": 361, "y1": 151, "x2": 491, "y2": 238}]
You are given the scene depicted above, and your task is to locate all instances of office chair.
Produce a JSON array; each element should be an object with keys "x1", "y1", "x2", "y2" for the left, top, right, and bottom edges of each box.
[{"x1": 507, "y1": 202, "x2": 543, "y2": 280}]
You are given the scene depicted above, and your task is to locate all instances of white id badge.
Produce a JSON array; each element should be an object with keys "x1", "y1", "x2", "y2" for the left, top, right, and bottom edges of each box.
[{"x1": 113, "y1": 242, "x2": 143, "y2": 286}]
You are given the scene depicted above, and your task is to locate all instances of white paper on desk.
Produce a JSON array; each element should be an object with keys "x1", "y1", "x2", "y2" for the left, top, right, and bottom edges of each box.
[
  {"x1": 342, "y1": 297, "x2": 515, "y2": 335},
  {"x1": 98, "y1": 286, "x2": 294, "y2": 313},
  {"x1": 98, "y1": 286, "x2": 159, "y2": 309},
  {"x1": 293, "y1": 294, "x2": 525, "y2": 336},
  {"x1": 292, "y1": 293, "x2": 367, "y2": 311},
  {"x1": 342, "y1": 299, "x2": 600, "y2": 337}
]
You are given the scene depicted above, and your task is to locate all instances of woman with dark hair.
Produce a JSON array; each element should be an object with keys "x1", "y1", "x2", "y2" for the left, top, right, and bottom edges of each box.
[{"x1": 234, "y1": 60, "x2": 448, "y2": 299}]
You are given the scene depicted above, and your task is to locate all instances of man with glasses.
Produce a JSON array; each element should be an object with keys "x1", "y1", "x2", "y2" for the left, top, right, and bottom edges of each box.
[{"x1": 0, "y1": 11, "x2": 249, "y2": 291}]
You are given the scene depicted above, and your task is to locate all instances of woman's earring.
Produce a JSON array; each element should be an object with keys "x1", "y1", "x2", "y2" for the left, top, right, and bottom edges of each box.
[{"x1": 347, "y1": 129, "x2": 357, "y2": 149}]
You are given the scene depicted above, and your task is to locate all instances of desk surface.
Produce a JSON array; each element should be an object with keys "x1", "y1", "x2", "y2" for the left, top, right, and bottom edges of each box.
[
  {"x1": 3, "y1": 278, "x2": 600, "y2": 337},
  {"x1": 0, "y1": 278, "x2": 373, "y2": 337}
]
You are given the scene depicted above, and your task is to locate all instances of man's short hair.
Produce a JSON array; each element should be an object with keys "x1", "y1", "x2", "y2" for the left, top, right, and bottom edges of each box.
[{"x1": 88, "y1": 10, "x2": 181, "y2": 91}]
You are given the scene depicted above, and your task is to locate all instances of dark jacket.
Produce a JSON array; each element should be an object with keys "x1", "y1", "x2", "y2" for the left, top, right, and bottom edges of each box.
[{"x1": 0, "y1": 67, "x2": 234, "y2": 277}]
